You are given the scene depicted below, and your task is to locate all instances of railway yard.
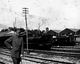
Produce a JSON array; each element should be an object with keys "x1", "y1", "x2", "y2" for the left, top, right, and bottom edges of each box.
[
  {"x1": 0, "y1": 27, "x2": 80, "y2": 64},
  {"x1": 0, "y1": 47, "x2": 80, "y2": 64},
  {"x1": 0, "y1": 0, "x2": 80, "y2": 63}
]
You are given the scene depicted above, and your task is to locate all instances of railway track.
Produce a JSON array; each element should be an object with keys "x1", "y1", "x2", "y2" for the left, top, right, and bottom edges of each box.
[
  {"x1": 1, "y1": 47, "x2": 80, "y2": 57},
  {"x1": 25, "y1": 49, "x2": 80, "y2": 58},
  {"x1": 1, "y1": 48, "x2": 80, "y2": 57},
  {"x1": 0, "y1": 48, "x2": 76, "y2": 64},
  {"x1": 51, "y1": 47, "x2": 80, "y2": 53}
]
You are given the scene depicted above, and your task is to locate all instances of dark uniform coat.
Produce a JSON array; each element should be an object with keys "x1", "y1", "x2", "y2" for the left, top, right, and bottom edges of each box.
[{"x1": 4, "y1": 35, "x2": 23, "y2": 58}]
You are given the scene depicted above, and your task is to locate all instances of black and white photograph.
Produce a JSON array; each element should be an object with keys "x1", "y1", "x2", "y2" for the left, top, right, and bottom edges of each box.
[{"x1": 0, "y1": 0, "x2": 80, "y2": 64}]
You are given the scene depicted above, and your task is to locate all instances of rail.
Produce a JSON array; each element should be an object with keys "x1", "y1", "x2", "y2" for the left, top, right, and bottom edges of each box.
[{"x1": 0, "y1": 49, "x2": 76, "y2": 64}]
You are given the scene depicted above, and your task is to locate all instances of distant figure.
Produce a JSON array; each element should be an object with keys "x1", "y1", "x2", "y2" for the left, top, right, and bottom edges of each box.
[{"x1": 4, "y1": 29, "x2": 24, "y2": 64}]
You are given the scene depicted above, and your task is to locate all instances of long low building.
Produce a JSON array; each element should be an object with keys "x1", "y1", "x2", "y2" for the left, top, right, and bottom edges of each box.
[{"x1": 59, "y1": 28, "x2": 80, "y2": 36}]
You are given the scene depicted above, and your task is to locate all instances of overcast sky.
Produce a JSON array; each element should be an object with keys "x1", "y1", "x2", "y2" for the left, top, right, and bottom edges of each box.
[{"x1": 0, "y1": 0, "x2": 80, "y2": 30}]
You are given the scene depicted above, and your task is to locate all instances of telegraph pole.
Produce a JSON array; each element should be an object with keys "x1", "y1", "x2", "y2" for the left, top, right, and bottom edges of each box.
[{"x1": 23, "y1": 8, "x2": 29, "y2": 54}]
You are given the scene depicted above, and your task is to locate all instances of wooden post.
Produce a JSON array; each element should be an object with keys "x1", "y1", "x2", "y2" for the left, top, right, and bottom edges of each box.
[{"x1": 23, "y1": 8, "x2": 29, "y2": 54}]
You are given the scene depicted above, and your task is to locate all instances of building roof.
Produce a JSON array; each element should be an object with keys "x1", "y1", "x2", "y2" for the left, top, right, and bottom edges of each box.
[
  {"x1": 66, "y1": 28, "x2": 80, "y2": 32},
  {"x1": 59, "y1": 28, "x2": 80, "y2": 36},
  {"x1": 52, "y1": 30, "x2": 61, "y2": 33}
]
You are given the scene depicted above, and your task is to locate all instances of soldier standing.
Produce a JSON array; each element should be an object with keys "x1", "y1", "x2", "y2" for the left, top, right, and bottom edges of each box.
[{"x1": 4, "y1": 29, "x2": 24, "y2": 64}]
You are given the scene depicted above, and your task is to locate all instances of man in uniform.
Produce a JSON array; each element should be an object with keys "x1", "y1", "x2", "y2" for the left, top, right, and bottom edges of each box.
[{"x1": 4, "y1": 29, "x2": 24, "y2": 64}]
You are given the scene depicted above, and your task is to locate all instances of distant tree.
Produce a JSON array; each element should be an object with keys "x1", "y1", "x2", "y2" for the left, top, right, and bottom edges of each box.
[
  {"x1": 19, "y1": 28, "x2": 25, "y2": 32},
  {"x1": 9, "y1": 27, "x2": 14, "y2": 31},
  {"x1": 1, "y1": 29, "x2": 5, "y2": 32},
  {"x1": 32, "y1": 29, "x2": 41, "y2": 37},
  {"x1": 1, "y1": 29, "x2": 8, "y2": 32},
  {"x1": 5, "y1": 29, "x2": 8, "y2": 32},
  {"x1": 9, "y1": 27, "x2": 18, "y2": 31}
]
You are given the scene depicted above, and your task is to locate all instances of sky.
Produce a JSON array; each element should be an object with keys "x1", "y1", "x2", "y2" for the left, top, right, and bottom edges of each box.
[{"x1": 0, "y1": 0, "x2": 80, "y2": 30}]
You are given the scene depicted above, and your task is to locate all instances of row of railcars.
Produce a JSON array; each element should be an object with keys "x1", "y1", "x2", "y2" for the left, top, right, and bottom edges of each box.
[
  {"x1": 0, "y1": 32, "x2": 53, "y2": 50},
  {"x1": 0, "y1": 32, "x2": 79, "y2": 50}
]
